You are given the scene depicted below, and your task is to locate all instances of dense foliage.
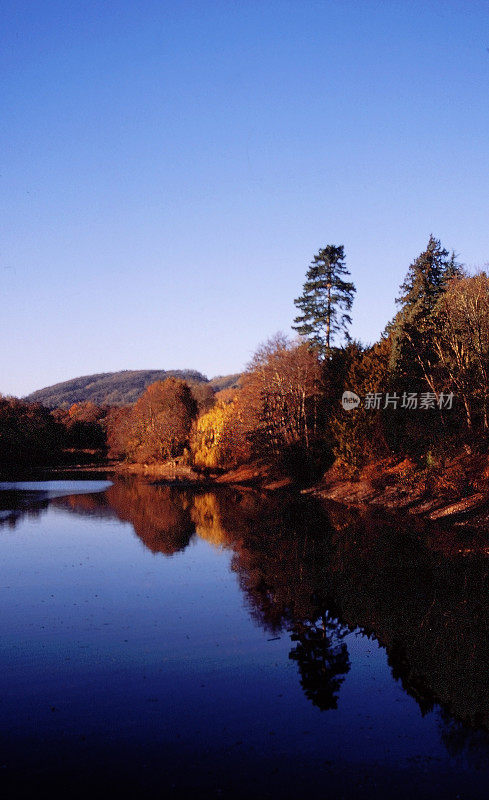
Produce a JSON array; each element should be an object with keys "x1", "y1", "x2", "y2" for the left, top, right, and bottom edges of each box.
[
  {"x1": 332, "y1": 238, "x2": 489, "y2": 473},
  {"x1": 0, "y1": 397, "x2": 63, "y2": 477},
  {"x1": 106, "y1": 378, "x2": 197, "y2": 463}
]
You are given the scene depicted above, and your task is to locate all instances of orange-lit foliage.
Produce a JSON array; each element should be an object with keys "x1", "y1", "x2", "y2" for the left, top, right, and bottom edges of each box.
[
  {"x1": 435, "y1": 272, "x2": 489, "y2": 432},
  {"x1": 220, "y1": 334, "x2": 323, "y2": 465},
  {"x1": 107, "y1": 378, "x2": 197, "y2": 464},
  {"x1": 106, "y1": 405, "x2": 133, "y2": 459}
]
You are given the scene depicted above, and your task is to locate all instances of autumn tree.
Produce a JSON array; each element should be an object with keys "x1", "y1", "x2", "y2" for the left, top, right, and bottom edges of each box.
[
  {"x1": 434, "y1": 272, "x2": 489, "y2": 434},
  {"x1": 191, "y1": 397, "x2": 237, "y2": 469},
  {"x1": 293, "y1": 245, "x2": 355, "y2": 358},
  {"x1": 218, "y1": 335, "x2": 325, "y2": 473},
  {"x1": 117, "y1": 378, "x2": 197, "y2": 464},
  {"x1": 52, "y1": 401, "x2": 107, "y2": 449},
  {"x1": 245, "y1": 334, "x2": 323, "y2": 453},
  {"x1": 106, "y1": 405, "x2": 133, "y2": 460}
]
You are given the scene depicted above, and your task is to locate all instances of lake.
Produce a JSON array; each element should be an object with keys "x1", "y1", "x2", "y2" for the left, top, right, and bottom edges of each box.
[{"x1": 1, "y1": 477, "x2": 489, "y2": 799}]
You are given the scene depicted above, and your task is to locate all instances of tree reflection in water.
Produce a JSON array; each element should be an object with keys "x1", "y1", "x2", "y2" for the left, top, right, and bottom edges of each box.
[
  {"x1": 289, "y1": 612, "x2": 350, "y2": 710},
  {"x1": 25, "y1": 476, "x2": 489, "y2": 744},
  {"x1": 53, "y1": 479, "x2": 351, "y2": 709}
]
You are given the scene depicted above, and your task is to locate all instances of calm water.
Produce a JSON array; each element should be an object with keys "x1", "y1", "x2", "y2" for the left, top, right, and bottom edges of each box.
[{"x1": 1, "y1": 478, "x2": 489, "y2": 798}]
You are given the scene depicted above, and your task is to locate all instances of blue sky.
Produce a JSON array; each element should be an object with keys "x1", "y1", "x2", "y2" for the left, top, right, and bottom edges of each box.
[{"x1": 1, "y1": 0, "x2": 488, "y2": 397}]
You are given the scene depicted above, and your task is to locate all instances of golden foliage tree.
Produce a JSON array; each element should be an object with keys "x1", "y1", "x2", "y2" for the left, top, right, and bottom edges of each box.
[
  {"x1": 191, "y1": 398, "x2": 237, "y2": 468},
  {"x1": 198, "y1": 335, "x2": 324, "y2": 469}
]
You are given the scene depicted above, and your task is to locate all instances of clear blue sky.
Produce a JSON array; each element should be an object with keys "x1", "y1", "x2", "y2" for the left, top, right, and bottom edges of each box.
[{"x1": 1, "y1": 0, "x2": 488, "y2": 397}]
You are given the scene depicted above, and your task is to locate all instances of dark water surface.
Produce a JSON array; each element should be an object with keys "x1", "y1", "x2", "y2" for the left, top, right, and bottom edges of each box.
[{"x1": 2, "y1": 477, "x2": 489, "y2": 798}]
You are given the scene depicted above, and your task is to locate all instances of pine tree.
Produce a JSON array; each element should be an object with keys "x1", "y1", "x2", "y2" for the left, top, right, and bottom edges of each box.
[
  {"x1": 293, "y1": 245, "x2": 355, "y2": 358},
  {"x1": 396, "y1": 235, "x2": 460, "y2": 321},
  {"x1": 389, "y1": 235, "x2": 463, "y2": 388}
]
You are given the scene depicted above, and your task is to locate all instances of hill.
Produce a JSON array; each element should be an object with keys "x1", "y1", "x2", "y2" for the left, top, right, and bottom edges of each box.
[{"x1": 25, "y1": 370, "x2": 241, "y2": 408}]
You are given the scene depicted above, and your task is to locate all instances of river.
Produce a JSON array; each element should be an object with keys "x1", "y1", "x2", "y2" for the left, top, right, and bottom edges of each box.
[{"x1": 1, "y1": 476, "x2": 489, "y2": 798}]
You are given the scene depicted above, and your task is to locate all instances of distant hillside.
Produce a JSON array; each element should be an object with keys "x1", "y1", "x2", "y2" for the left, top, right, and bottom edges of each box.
[
  {"x1": 24, "y1": 370, "x2": 241, "y2": 408},
  {"x1": 208, "y1": 374, "x2": 242, "y2": 392}
]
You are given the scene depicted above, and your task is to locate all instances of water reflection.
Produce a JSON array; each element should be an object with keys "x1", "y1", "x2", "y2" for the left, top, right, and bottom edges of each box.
[
  {"x1": 0, "y1": 480, "x2": 111, "y2": 527},
  {"x1": 289, "y1": 613, "x2": 350, "y2": 711},
  {"x1": 53, "y1": 481, "x2": 353, "y2": 711},
  {"x1": 6, "y1": 477, "x2": 489, "y2": 738}
]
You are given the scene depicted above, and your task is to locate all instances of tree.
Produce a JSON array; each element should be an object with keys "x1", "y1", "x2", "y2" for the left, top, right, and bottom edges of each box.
[
  {"x1": 106, "y1": 405, "x2": 133, "y2": 459},
  {"x1": 434, "y1": 272, "x2": 489, "y2": 433},
  {"x1": 191, "y1": 398, "x2": 237, "y2": 469},
  {"x1": 233, "y1": 334, "x2": 324, "y2": 465},
  {"x1": 389, "y1": 235, "x2": 462, "y2": 393},
  {"x1": 293, "y1": 245, "x2": 355, "y2": 358},
  {"x1": 247, "y1": 334, "x2": 323, "y2": 454},
  {"x1": 53, "y1": 401, "x2": 107, "y2": 449},
  {"x1": 384, "y1": 236, "x2": 463, "y2": 454},
  {"x1": 113, "y1": 378, "x2": 197, "y2": 464},
  {"x1": 330, "y1": 338, "x2": 391, "y2": 473},
  {"x1": 0, "y1": 397, "x2": 62, "y2": 477}
]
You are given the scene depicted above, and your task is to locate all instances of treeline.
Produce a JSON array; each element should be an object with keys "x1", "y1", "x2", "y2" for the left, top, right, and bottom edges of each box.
[
  {"x1": 0, "y1": 397, "x2": 62, "y2": 476},
  {"x1": 25, "y1": 369, "x2": 241, "y2": 408},
  {"x1": 103, "y1": 338, "x2": 328, "y2": 479},
  {"x1": 332, "y1": 236, "x2": 489, "y2": 474},
  {"x1": 3, "y1": 235, "x2": 489, "y2": 481},
  {"x1": 106, "y1": 235, "x2": 489, "y2": 480},
  {"x1": 0, "y1": 398, "x2": 111, "y2": 477}
]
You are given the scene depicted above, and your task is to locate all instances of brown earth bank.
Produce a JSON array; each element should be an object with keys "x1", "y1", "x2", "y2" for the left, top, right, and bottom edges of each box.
[
  {"x1": 112, "y1": 458, "x2": 294, "y2": 491},
  {"x1": 46, "y1": 456, "x2": 294, "y2": 492},
  {"x1": 307, "y1": 451, "x2": 489, "y2": 532}
]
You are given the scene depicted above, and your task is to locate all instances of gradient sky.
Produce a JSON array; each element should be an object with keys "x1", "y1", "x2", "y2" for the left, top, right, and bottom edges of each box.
[{"x1": 1, "y1": 0, "x2": 489, "y2": 397}]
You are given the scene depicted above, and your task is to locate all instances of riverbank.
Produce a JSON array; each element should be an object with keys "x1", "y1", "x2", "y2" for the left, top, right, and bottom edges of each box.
[
  {"x1": 307, "y1": 451, "x2": 489, "y2": 530},
  {"x1": 116, "y1": 458, "x2": 294, "y2": 491},
  {"x1": 45, "y1": 457, "x2": 295, "y2": 492},
  {"x1": 27, "y1": 448, "x2": 489, "y2": 530}
]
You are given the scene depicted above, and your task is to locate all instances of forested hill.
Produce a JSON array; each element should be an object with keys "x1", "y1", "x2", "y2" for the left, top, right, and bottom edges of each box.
[{"x1": 24, "y1": 370, "x2": 241, "y2": 408}]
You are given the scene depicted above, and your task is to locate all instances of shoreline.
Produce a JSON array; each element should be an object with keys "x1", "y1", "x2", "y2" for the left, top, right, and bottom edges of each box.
[
  {"x1": 7, "y1": 451, "x2": 489, "y2": 536},
  {"x1": 306, "y1": 452, "x2": 489, "y2": 533},
  {"x1": 43, "y1": 458, "x2": 295, "y2": 492}
]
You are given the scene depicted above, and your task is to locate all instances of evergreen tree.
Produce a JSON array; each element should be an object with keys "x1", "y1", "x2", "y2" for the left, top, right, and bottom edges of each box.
[
  {"x1": 293, "y1": 245, "x2": 355, "y2": 358},
  {"x1": 389, "y1": 235, "x2": 462, "y2": 388},
  {"x1": 386, "y1": 236, "x2": 463, "y2": 455}
]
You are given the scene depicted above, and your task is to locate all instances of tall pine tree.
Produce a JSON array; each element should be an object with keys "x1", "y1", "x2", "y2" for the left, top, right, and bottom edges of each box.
[
  {"x1": 293, "y1": 245, "x2": 355, "y2": 358},
  {"x1": 385, "y1": 235, "x2": 463, "y2": 455},
  {"x1": 389, "y1": 235, "x2": 462, "y2": 390}
]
